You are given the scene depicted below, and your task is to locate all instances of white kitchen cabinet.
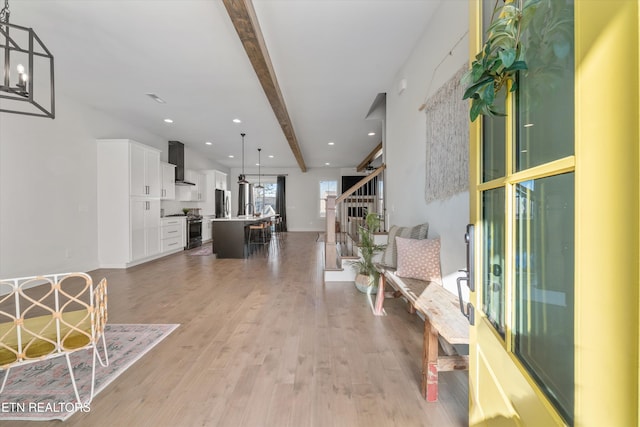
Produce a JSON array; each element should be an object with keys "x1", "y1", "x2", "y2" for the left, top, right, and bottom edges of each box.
[
  {"x1": 97, "y1": 139, "x2": 163, "y2": 268},
  {"x1": 189, "y1": 170, "x2": 206, "y2": 201},
  {"x1": 202, "y1": 216, "x2": 213, "y2": 242},
  {"x1": 130, "y1": 143, "x2": 160, "y2": 198},
  {"x1": 131, "y1": 199, "x2": 161, "y2": 260},
  {"x1": 161, "y1": 162, "x2": 176, "y2": 200},
  {"x1": 197, "y1": 172, "x2": 207, "y2": 201},
  {"x1": 202, "y1": 172, "x2": 216, "y2": 215},
  {"x1": 161, "y1": 217, "x2": 185, "y2": 253},
  {"x1": 201, "y1": 170, "x2": 228, "y2": 216},
  {"x1": 215, "y1": 171, "x2": 227, "y2": 190},
  {"x1": 177, "y1": 169, "x2": 206, "y2": 201}
]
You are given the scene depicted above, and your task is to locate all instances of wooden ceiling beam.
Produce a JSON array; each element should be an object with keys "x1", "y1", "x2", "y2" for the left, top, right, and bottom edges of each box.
[
  {"x1": 356, "y1": 142, "x2": 383, "y2": 172},
  {"x1": 223, "y1": 0, "x2": 307, "y2": 172}
]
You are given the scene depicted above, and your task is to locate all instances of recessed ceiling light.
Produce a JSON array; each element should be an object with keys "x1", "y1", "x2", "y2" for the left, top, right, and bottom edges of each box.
[
  {"x1": 233, "y1": 118, "x2": 242, "y2": 123},
  {"x1": 205, "y1": 141, "x2": 213, "y2": 146},
  {"x1": 325, "y1": 162, "x2": 330, "y2": 166},
  {"x1": 368, "y1": 132, "x2": 375, "y2": 136},
  {"x1": 268, "y1": 155, "x2": 274, "y2": 158},
  {"x1": 328, "y1": 141, "x2": 335, "y2": 146},
  {"x1": 228, "y1": 155, "x2": 235, "y2": 158},
  {"x1": 163, "y1": 118, "x2": 173, "y2": 123},
  {"x1": 524, "y1": 123, "x2": 534, "y2": 128},
  {"x1": 255, "y1": 163, "x2": 260, "y2": 166}
]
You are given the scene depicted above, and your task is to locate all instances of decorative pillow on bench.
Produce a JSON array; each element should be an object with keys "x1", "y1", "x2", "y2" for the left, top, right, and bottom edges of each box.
[
  {"x1": 379, "y1": 223, "x2": 429, "y2": 268},
  {"x1": 395, "y1": 236, "x2": 442, "y2": 284}
]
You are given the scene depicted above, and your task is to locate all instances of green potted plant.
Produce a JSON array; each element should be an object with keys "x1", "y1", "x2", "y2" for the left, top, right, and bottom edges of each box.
[
  {"x1": 353, "y1": 213, "x2": 386, "y2": 294},
  {"x1": 461, "y1": 0, "x2": 541, "y2": 121}
]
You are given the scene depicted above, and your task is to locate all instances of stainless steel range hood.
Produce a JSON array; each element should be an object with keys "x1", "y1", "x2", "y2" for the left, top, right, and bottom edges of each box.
[{"x1": 168, "y1": 141, "x2": 196, "y2": 186}]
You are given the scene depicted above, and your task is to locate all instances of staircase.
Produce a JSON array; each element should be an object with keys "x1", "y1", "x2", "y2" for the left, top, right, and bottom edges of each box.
[{"x1": 324, "y1": 165, "x2": 386, "y2": 282}]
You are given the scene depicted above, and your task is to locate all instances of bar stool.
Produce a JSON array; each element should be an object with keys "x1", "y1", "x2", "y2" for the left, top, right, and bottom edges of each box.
[
  {"x1": 271, "y1": 216, "x2": 283, "y2": 248},
  {"x1": 248, "y1": 221, "x2": 269, "y2": 254}
]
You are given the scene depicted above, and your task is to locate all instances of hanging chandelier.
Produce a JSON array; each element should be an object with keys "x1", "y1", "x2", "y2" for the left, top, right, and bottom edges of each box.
[
  {"x1": 255, "y1": 148, "x2": 264, "y2": 189},
  {"x1": 0, "y1": 0, "x2": 55, "y2": 118},
  {"x1": 237, "y1": 133, "x2": 249, "y2": 184}
]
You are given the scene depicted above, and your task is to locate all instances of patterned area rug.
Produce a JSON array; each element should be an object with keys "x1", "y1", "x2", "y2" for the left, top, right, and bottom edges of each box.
[
  {"x1": 0, "y1": 323, "x2": 179, "y2": 421},
  {"x1": 188, "y1": 245, "x2": 214, "y2": 256}
]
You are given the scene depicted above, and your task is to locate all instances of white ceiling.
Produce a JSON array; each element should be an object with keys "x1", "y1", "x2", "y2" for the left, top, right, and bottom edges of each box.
[{"x1": 9, "y1": 0, "x2": 441, "y2": 170}]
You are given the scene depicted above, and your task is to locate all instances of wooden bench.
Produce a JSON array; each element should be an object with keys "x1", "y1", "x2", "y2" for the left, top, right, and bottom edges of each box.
[{"x1": 373, "y1": 265, "x2": 469, "y2": 402}]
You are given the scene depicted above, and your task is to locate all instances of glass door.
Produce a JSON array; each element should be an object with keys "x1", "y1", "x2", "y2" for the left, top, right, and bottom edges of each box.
[
  {"x1": 469, "y1": 0, "x2": 576, "y2": 425},
  {"x1": 470, "y1": 1, "x2": 639, "y2": 426}
]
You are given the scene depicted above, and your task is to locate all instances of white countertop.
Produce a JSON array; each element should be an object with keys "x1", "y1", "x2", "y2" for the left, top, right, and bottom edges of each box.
[{"x1": 210, "y1": 214, "x2": 276, "y2": 222}]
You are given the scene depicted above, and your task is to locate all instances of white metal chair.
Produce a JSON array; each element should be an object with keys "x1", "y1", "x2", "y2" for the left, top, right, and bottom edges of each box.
[{"x1": 0, "y1": 272, "x2": 109, "y2": 405}]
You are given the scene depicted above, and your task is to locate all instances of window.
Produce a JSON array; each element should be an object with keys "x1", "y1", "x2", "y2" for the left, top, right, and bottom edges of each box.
[
  {"x1": 250, "y1": 179, "x2": 277, "y2": 214},
  {"x1": 319, "y1": 180, "x2": 337, "y2": 217},
  {"x1": 514, "y1": 174, "x2": 574, "y2": 421}
]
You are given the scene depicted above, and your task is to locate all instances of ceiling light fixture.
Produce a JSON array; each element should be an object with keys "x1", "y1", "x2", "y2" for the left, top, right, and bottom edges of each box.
[
  {"x1": 163, "y1": 118, "x2": 173, "y2": 123},
  {"x1": 268, "y1": 155, "x2": 274, "y2": 159},
  {"x1": 205, "y1": 141, "x2": 212, "y2": 146},
  {"x1": 325, "y1": 162, "x2": 330, "y2": 166},
  {"x1": 368, "y1": 132, "x2": 375, "y2": 136},
  {"x1": 237, "y1": 133, "x2": 249, "y2": 184},
  {"x1": 328, "y1": 141, "x2": 335, "y2": 146},
  {"x1": 255, "y1": 148, "x2": 264, "y2": 189},
  {"x1": 0, "y1": 0, "x2": 55, "y2": 118},
  {"x1": 228, "y1": 155, "x2": 234, "y2": 158},
  {"x1": 233, "y1": 118, "x2": 241, "y2": 123}
]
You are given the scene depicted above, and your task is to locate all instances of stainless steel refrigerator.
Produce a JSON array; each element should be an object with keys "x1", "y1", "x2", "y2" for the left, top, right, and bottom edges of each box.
[{"x1": 215, "y1": 189, "x2": 231, "y2": 218}]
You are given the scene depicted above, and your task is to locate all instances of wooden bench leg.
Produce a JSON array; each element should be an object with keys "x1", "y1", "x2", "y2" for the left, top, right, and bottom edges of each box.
[
  {"x1": 373, "y1": 273, "x2": 386, "y2": 316},
  {"x1": 421, "y1": 317, "x2": 439, "y2": 402}
]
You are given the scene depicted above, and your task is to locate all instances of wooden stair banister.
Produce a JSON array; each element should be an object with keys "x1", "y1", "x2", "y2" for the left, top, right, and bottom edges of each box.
[
  {"x1": 356, "y1": 142, "x2": 383, "y2": 172},
  {"x1": 325, "y1": 164, "x2": 386, "y2": 271},
  {"x1": 336, "y1": 164, "x2": 386, "y2": 204}
]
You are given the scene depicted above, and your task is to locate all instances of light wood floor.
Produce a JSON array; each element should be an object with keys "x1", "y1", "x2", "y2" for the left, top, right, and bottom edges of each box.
[{"x1": 11, "y1": 232, "x2": 468, "y2": 427}]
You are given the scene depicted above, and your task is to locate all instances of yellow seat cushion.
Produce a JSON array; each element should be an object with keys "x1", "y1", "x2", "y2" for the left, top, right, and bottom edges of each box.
[{"x1": 0, "y1": 310, "x2": 92, "y2": 367}]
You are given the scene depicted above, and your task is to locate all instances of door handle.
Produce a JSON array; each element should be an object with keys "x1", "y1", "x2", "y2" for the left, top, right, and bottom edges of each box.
[
  {"x1": 465, "y1": 223, "x2": 475, "y2": 292},
  {"x1": 456, "y1": 224, "x2": 475, "y2": 324}
]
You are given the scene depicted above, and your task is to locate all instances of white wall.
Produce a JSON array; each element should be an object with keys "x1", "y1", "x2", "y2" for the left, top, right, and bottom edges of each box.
[
  {"x1": 229, "y1": 166, "x2": 342, "y2": 231},
  {"x1": 385, "y1": 0, "x2": 470, "y2": 296},
  {"x1": 0, "y1": 96, "x2": 228, "y2": 279}
]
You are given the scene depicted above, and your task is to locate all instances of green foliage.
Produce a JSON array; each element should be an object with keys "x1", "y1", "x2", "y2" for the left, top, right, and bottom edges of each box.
[
  {"x1": 352, "y1": 213, "x2": 386, "y2": 285},
  {"x1": 461, "y1": 0, "x2": 541, "y2": 122}
]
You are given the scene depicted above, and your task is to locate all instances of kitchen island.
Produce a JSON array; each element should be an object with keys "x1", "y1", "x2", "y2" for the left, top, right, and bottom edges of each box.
[{"x1": 210, "y1": 215, "x2": 275, "y2": 258}]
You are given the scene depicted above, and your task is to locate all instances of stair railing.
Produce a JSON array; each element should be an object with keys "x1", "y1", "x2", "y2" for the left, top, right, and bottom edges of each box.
[{"x1": 325, "y1": 164, "x2": 386, "y2": 270}]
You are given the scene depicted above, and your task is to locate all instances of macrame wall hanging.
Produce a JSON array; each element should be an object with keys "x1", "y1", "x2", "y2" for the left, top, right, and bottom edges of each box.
[{"x1": 424, "y1": 64, "x2": 469, "y2": 203}]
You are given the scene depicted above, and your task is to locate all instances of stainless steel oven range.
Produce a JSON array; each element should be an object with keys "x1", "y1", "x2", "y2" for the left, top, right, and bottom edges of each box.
[{"x1": 186, "y1": 216, "x2": 202, "y2": 249}]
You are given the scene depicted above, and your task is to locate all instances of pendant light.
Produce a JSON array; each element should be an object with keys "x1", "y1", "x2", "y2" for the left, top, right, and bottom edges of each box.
[
  {"x1": 0, "y1": 0, "x2": 55, "y2": 118},
  {"x1": 255, "y1": 148, "x2": 264, "y2": 189},
  {"x1": 237, "y1": 133, "x2": 249, "y2": 184}
]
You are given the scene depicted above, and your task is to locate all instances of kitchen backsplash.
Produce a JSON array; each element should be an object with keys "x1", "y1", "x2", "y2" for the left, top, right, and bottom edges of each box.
[{"x1": 161, "y1": 200, "x2": 200, "y2": 217}]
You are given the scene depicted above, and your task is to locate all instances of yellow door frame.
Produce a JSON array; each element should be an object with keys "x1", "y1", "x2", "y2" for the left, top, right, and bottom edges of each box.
[{"x1": 574, "y1": 1, "x2": 639, "y2": 425}]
